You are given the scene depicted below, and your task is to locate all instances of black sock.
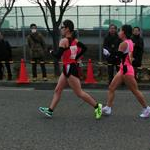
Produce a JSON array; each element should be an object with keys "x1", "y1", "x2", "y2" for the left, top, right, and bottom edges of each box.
[
  {"x1": 48, "y1": 108, "x2": 53, "y2": 112},
  {"x1": 94, "y1": 103, "x2": 98, "y2": 109}
]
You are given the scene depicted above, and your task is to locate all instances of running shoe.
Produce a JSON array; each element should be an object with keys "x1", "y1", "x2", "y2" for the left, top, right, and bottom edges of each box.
[
  {"x1": 102, "y1": 106, "x2": 112, "y2": 115},
  {"x1": 38, "y1": 107, "x2": 53, "y2": 117},
  {"x1": 94, "y1": 103, "x2": 102, "y2": 119},
  {"x1": 139, "y1": 106, "x2": 150, "y2": 118}
]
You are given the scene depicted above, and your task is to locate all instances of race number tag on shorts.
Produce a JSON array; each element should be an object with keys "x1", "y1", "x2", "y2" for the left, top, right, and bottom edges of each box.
[{"x1": 70, "y1": 45, "x2": 78, "y2": 59}]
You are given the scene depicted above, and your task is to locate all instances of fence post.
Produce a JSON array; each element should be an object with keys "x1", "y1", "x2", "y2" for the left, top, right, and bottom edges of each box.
[
  {"x1": 99, "y1": 5, "x2": 102, "y2": 61},
  {"x1": 20, "y1": 7, "x2": 26, "y2": 61}
]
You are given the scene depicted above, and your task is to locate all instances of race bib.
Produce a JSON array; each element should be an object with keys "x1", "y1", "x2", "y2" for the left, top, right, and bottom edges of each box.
[{"x1": 70, "y1": 45, "x2": 78, "y2": 59}]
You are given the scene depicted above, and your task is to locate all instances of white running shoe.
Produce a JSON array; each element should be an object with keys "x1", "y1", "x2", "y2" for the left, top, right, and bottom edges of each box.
[
  {"x1": 139, "y1": 106, "x2": 150, "y2": 118},
  {"x1": 102, "y1": 106, "x2": 112, "y2": 115}
]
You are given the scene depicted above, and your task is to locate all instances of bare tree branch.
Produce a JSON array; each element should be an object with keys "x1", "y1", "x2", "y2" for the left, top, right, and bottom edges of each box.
[
  {"x1": 37, "y1": 0, "x2": 52, "y2": 34},
  {"x1": 45, "y1": 0, "x2": 52, "y2": 9},
  {"x1": 0, "y1": 0, "x2": 16, "y2": 28},
  {"x1": 29, "y1": 0, "x2": 74, "y2": 28},
  {"x1": 66, "y1": 0, "x2": 80, "y2": 11},
  {"x1": 57, "y1": 0, "x2": 71, "y2": 25},
  {"x1": 28, "y1": 0, "x2": 76, "y2": 75},
  {"x1": 28, "y1": 0, "x2": 38, "y2": 5}
]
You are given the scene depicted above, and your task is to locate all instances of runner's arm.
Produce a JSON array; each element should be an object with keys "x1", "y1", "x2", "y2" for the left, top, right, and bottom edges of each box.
[{"x1": 75, "y1": 42, "x2": 87, "y2": 60}]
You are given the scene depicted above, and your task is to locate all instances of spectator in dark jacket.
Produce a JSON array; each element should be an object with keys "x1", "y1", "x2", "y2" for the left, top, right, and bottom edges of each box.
[
  {"x1": 27, "y1": 23, "x2": 47, "y2": 81},
  {"x1": 131, "y1": 27, "x2": 144, "y2": 80},
  {"x1": 103, "y1": 24, "x2": 121, "y2": 84},
  {"x1": 0, "y1": 32, "x2": 12, "y2": 80}
]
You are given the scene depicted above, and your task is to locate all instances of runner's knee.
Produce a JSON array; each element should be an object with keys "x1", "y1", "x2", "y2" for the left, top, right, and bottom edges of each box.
[
  {"x1": 75, "y1": 90, "x2": 84, "y2": 98},
  {"x1": 54, "y1": 86, "x2": 63, "y2": 95},
  {"x1": 108, "y1": 84, "x2": 115, "y2": 92}
]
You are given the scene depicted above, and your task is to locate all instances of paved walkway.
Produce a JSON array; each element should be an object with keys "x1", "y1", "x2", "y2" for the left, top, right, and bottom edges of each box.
[
  {"x1": 0, "y1": 79, "x2": 150, "y2": 90},
  {"x1": 0, "y1": 89, "x2": 150, "y2": 150}
]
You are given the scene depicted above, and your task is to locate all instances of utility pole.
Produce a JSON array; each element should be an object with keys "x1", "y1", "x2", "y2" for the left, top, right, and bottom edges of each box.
[
  {"x1": 135, "y1": 0, "x2": 138, "y2": 25},
  {"x1": 119, "y1": 0, "x2": 133, "y2": 24}
]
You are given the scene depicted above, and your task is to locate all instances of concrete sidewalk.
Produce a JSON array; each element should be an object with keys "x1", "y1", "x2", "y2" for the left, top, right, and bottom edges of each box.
[
  {"x1": 3, "y1": 61, "x2": 149, "y2": 90},
  {"x1": 0, "y1": 79, "x2": 150, "y2": 90}
]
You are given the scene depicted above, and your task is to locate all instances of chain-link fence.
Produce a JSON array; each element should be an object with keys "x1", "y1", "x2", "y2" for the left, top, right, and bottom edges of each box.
[
  {"x1": 0, "y1": 5, "x2": 150, "y2": 60},
  {"x1": 0, "y1": 6, "x2": 150, "y2": 82},
  {"x1": 0, "y1": 6, "x2": 150, "y2": 58}
]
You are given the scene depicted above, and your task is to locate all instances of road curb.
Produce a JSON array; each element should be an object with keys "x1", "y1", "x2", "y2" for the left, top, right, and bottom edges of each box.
[{"x1": 0, "y1": 81, "x2": 149, "y2": 90}]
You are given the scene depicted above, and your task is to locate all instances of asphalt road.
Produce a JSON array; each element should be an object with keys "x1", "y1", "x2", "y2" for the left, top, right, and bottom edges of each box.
[{"x1": 0, "y1": 88, "x2": 149, "y2": 150}]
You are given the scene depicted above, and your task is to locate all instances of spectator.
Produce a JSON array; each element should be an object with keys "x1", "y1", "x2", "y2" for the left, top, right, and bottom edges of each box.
[
  {"x1": 103, "y1": 24, "x2": 121, "y2": 84},
  {"x1": 0, "y1": 32, "x2": 12, "y2": 80},
  {"x1": 27, "y1": 23, "x2": 47, "y2": 81},
  {"x1": 131, "y1": 27, "x2": 144, "y2": 80}
]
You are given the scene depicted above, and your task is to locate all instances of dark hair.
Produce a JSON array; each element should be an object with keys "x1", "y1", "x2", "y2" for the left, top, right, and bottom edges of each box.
[
  {"x1": 63, "y1": 20, "x2": 74, "y2": 32},
  {"x1": 133, "y1": 26, "x2": 140, "y2": 31},
  {"x1": 109, "y1": 24, "x2": 117, "y2": 30},
  {"x1": 121, "y1": 24, "x2": 132, "y2": 39},
  {"x1": 30, "y1": 23, "x2": 37, "y2": 28}
]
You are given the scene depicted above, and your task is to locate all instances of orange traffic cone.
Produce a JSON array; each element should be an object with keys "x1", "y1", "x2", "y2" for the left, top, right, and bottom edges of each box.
[
  {"x1": 85, "y1": 59, "x2": 97, "y2": 84},
  {"x1": 16, "y1": 59, "x2": 30, "y2": 84}
]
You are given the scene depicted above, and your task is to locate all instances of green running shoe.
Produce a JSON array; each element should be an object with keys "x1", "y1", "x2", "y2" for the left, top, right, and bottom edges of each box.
[
  {"x1": 94, "y1": 103, "x2": 102, "y2": 119},
  {"x1": 38, "y1": 107, "x2": 53, "y2": 117}
]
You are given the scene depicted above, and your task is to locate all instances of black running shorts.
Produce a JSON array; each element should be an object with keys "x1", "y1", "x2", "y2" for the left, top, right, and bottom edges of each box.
[{"x1": 63, "y1": 63, "x2": 79, "y2": 78}]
